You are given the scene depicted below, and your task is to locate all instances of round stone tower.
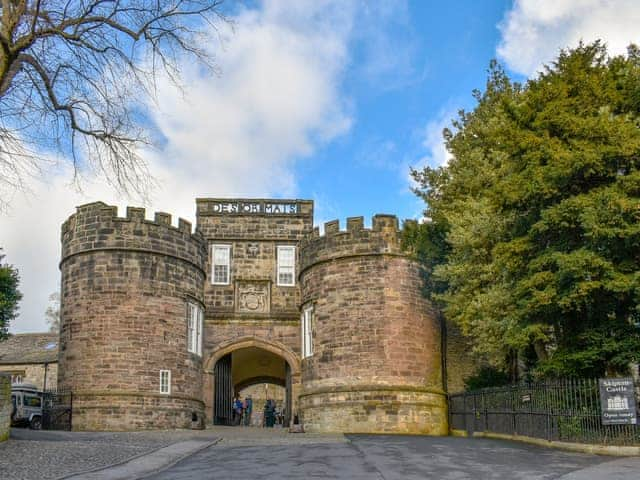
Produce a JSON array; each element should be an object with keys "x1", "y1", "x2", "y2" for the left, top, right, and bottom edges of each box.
[
  {"x1": 59, "y1": 202, "x2": 207, "y2": 430},
  {"x1": 299, "y1": 215, "x2": 447, "y2": 434}
]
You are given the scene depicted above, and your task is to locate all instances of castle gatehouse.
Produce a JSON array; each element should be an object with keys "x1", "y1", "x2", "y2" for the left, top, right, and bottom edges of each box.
[{"x1": 58, "y1": 198, "x2": 451, "y2": 433}]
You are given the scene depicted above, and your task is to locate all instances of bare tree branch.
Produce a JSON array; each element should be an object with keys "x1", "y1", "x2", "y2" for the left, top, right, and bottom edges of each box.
[{"x1": 0, "y1": 0, "x2": 229, "y2": 209}]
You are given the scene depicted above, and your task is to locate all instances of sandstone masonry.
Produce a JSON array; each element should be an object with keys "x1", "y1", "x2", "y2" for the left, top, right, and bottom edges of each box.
[
  {"x1": 59, "y1": 202, "x2": 206, "y2": 430},
  {"x1": 0, "y1": 374, "x2": 10, "y2": 442},
  {"x1": 58, "y1": 198, "x2": 459, "y2": 433}
]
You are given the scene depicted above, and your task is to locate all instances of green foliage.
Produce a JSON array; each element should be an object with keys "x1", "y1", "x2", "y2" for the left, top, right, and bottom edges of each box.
[
  {"x1": 0, "y1": 250, "x2": 22, "y2": 340},
  {"x1": 464, "y1": 366, "x2": 510, "y2": 390},
  {"x1": 411, "y1": 42, "x2": 640, "y2": 378}
]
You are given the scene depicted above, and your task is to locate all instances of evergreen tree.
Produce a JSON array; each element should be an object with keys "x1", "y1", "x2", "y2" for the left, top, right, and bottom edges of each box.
[
  {"x1": 0, "y1": 249, "x2": 22, "y2": 339},
  {"x1": 411, "y1": 42, "x2": 640, "y2": 378}
]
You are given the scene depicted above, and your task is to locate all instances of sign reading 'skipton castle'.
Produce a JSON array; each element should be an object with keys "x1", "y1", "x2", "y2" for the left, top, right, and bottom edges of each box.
[{"x1": 207, "y1": 200, "x2": 299, "y2": 215}]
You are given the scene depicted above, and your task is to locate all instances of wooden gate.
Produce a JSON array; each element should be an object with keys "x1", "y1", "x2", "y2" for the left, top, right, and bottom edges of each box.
[{"x1": 214, "y1": 353, "x2": 233, "y2": 425}]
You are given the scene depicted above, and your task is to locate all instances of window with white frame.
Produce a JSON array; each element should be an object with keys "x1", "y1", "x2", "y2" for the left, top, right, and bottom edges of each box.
[
  {"x1": 186, "y1": 302, "x2": 203, "y2": 356},
  {"x1": 277, "y1": 245, "x2": 296, "y2": 286},
  {"x1": 211, "y1": 245, "x2": 231, "y2": 285},
  {"x1": 301, "y1": 305, "x2": 313, "y2": 358},
  {"x1": 159, "y1": 370, "x2": 171, "y2": 394}
]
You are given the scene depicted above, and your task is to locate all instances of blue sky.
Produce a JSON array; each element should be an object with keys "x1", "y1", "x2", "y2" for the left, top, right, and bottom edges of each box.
[
  {"x1": 3, "y1": 0, "x2": 640, "y2": 332},
  {"x1": 296, "y1": 0, "x2": 514, "y2": 222}
]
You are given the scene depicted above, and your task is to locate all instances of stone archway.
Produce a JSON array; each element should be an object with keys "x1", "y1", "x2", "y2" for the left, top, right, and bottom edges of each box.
[
  {"x1": 203, "y1": 337, "x2": 301, "y2": 426},
  {"x1": 204, "y1": 337, "x2": 301, "y2": 375}
]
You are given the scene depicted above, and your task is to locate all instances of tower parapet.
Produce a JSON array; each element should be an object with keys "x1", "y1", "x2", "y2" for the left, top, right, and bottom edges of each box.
[
  {"x1": 59, "y1": 202, "x2": 207, "y2": 431},
  {"x1": 299, "y1": 214, "x2": 447, "y2": 434},
  {"x1": 300, "y1": 214, "x2": 404, "y2": 273},
  {"x1": 61, "y1": 202, "x2": 206, "y2": 270}
]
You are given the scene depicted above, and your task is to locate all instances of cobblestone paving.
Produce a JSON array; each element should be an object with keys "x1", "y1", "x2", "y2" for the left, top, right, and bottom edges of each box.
[{"x1": 0, "y1": 429, "x2": 219, "y2": 480}]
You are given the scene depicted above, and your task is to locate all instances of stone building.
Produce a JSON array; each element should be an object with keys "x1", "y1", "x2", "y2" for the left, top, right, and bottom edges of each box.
[
  {"x1": 58, "y1": 198, "x2": 461, "y2": 433},
  {"x1": 0, "y1": 333, "x2": 58, "y2": 390}
]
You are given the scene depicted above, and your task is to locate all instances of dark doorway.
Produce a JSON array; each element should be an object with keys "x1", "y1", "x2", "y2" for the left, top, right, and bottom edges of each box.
[{"x1": 213, "y1": 347, "x2": 293, "y2": 427}]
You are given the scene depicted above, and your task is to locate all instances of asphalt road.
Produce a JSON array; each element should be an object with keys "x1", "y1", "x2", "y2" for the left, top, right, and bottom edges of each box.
[{"x1": 145, "y1": 434, "x2": 640, "y2": 480}]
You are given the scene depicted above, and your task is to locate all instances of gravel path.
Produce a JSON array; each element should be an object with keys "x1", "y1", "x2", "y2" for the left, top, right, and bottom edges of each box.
[{"x1": 0, "y1": 429, "x2": 219, "y2": 480}]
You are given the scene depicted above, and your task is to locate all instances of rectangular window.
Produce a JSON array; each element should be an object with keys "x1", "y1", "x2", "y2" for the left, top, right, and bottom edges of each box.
[
  {"x1": 212, "y1": 245, "x2": 231, "y2": 285},
  {"x1": 277, "y1": 245, "x2": 296, "y2": 286},
  {"x1": 301, "y1": 305, "x2": 313, "y2": 358},
  {"x1": 187, "y1": 302, "x2": 204, "y2": 356},
  {"x1": 24, "y1": 395, "x2": 42, "y2": 408},
  {"x1": 160, "y1": 370, "x2": 171, "y2": 394}
]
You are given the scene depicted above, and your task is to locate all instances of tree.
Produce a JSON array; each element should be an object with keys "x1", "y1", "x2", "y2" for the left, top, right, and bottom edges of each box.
[
  {"x1": 0, "y1": 1, "x2": 227, "y2": 208},
  {"x1": 411, "y1": 42, "x2": 640, "y2": 378},
  {"x1": 0, "y1": 249, "x2": 22, "y2": 339},
  {"x1": 45, "y1": 290, "x2": 59, "y2": 333}
]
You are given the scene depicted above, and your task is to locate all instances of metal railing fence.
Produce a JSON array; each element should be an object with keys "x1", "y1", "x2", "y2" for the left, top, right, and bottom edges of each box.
[{"x1": 448, "y1": 378, "x2": 640, "y2": 446}]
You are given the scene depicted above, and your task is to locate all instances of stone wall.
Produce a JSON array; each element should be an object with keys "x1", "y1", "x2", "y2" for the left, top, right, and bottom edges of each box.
[
  {"x1": 0, "y1": 363, "x2": 58, "y2": 391},
  {"x1": 196, "y1": 198, "x2": 313, "y2": 320},
  {"x1": 197, "y1": 199, "x2": 311, "y2": 423},
  {"x1": 299, "y1": 216, "x2": 447, "y2": 434},
  {"x1": 59, "y1": 202, "x2": 207, "y2": 430},
  {"x1": 445, "y1": 321, "x2": 479, "y2": 393},
  {"x1": 0, "y1": 374, "x2": 10, "y2": 442}
]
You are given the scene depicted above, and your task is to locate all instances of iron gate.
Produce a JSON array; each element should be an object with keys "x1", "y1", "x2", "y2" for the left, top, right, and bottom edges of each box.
[
  {"x1": 42, "y1": 389, "x2": 72, "y2": 431},
  {"x1": 214, "y1": 353, "x2": 233, "y2": 425},
  {"x1": 285, "y1": 362, "x2": 292, "y2": 427}
]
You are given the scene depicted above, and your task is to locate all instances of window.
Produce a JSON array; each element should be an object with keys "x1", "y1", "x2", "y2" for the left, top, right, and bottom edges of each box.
[
  {"x1": 159, "y1": 370, "x2": 171, "y2": 394},
  {"x1": 187, "y1": 302, "x2": 203, "y2": 356},
  {"x1": 277, "y1": 245, "x2": 296, "y2": 286},
  {"x1": 301, "y1": 305, "x2": 314, "y2": 358},
  {"x1": 211, "y1": 245, "x2": 231, "y2": 285},
  {"x1": 24, "y1": 395, "x2": 42, "y2": 407}
]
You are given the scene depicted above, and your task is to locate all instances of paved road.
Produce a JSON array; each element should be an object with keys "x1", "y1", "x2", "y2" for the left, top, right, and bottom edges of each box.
[{"x1": 146, "y1": 434, "x2": 640, "y2": 480}]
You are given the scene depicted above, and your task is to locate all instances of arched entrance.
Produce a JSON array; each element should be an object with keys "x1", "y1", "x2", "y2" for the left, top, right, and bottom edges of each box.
[{"x1": 205, "y1": 338, "x2": 300, "y2": 427}]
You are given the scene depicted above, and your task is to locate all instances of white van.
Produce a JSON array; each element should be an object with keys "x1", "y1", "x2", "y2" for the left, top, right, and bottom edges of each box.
[{"x1": 10, "y1": 383, "x2": 43, "y2": 430}]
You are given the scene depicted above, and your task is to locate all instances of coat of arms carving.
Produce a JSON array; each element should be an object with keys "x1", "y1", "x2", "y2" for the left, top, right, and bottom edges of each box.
[{"x1": 236, "y1": 281, "x2": 270, "y2": 313}]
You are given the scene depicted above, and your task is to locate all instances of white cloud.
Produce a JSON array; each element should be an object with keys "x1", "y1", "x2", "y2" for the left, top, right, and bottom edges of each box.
[
  {"x1": 1, "y1": 0, "x2": 363, "y2": 333},
  {"x1": 417, "y1": 110, "x2": 455, "y2": 169},
  {"x1": 498, "y1": 0, "x2": 640, "y2": 76}
]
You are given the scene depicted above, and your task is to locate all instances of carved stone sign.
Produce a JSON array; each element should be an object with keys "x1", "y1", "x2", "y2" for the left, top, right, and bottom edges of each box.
[
  {"x1": 599, "y1": 377, "x2": 637, "y2": 425},
  {"x1": 246, "y1": 243, "x2": 260, "y2": 258},
  {"x1": 211, "y1": 201, "x2": 298, "y2": 215},
  {"x1": 236, "y1": 281, "x2": 270, "y2": 314}
]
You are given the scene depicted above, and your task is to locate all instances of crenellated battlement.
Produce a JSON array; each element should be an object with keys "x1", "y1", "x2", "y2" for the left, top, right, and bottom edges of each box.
[
  {"x1": 60, "y1": 201, "x2": 206, "y2": 271},
  {"x1": 300, "y1": 214, "x2": 416, "y2": 273},
  {"x1": 61, "y1": 202, "x2": 198, "y2": 236}
]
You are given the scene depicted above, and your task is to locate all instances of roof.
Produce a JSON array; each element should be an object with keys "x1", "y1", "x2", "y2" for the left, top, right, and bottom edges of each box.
[{"x1": 0, "y1": 333, "x2": 59, "y2": 365}]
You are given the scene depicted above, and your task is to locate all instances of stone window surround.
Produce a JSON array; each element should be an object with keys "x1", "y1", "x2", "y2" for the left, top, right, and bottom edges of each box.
[
  {"x1": 186, "y1": 302, "x2": 203, "y2": 356},
  {"x1": 211, "y1": 244, "x2": 231, "y2": 285},
  {"x1": 301, "y1": 304, "x2": 314, "y2": 359},
  {"x1": 159, "y1": 370, "x2": 171, "y2": 395},
  {"x1": 277, "y1": 245, "x2": 296, "y2": 287}
]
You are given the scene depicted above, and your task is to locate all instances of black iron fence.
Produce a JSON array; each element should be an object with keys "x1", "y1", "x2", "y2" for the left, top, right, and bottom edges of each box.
[
  {"x1": 448, "y1": 378, "x2": 640, "y2": 446},
  {"x1": 42, "y1": 389, "x2": 73, "y2": 431}
]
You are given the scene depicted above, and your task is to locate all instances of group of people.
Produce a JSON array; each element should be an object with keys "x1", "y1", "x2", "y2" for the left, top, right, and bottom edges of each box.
[
  {"x1": 232, "y1": 396, "x2": 253, "y2": 426},
  {"x1": 231, "y1": 396, "x2": 282, "y2": 427}
]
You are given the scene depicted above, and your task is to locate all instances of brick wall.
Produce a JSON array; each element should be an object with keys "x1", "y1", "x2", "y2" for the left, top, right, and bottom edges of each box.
[
  {"x1": 59, "y1": 202, "x2": 207, "y2": 430},
  {"x1": 0, "y1": 374, "x2": 10, "y2": 442},
  {"x1": 299, "y1": 216, "x2": 447, "y2": 434}
]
